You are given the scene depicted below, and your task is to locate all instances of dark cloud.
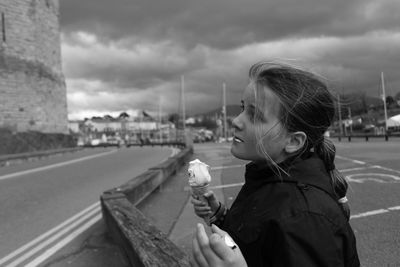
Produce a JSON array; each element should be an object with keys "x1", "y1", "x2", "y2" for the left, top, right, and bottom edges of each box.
[
  {"x1": 62, "y1": 35, "x2": 208, "y2": 90},
  {"x1": 61, "y1": 0, "x2": 400, "y2": 49},
  {"x1": 60, "y1": 0, "x2": 400, "y2": 118}
]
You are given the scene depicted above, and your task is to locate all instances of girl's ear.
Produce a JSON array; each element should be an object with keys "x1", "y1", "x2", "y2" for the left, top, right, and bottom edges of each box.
[{"x1": 285, "y1": 131, "x2": 306, "y2": 154}]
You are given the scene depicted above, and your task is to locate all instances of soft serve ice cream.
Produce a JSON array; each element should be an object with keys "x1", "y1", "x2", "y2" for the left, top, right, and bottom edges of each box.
[
  {"x1": 188, "y1": 159, "x2": 212, "y2": 224},
  {"x1": 188, "y1": 159, "x2": 211, "y2": 186}
]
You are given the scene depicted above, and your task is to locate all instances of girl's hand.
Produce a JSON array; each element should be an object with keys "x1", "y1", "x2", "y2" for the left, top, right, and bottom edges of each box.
[
  {"x1": 191, "y1": 191, "x2": 220, "y2": 219},
  {"x1": 192, "y1": 224, "x2": 248, "y2": 267}
]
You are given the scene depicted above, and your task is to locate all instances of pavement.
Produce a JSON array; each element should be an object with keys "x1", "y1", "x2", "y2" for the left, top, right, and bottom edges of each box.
[{"x1": 39, "y1": 142, "x2": 244, "y2": 266}]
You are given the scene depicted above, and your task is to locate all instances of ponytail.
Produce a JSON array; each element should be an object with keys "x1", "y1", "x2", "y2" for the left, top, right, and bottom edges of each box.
[{"x1": 315, "y1": 137, "x2": 350, "y2": 220}]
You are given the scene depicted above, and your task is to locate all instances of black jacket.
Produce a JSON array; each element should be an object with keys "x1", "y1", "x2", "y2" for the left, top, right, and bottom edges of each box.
[{"x1": 219, "y1": 155, "x2": 360, "y2": 267}]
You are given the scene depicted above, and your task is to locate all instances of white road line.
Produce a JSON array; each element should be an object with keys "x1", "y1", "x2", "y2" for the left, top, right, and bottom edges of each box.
[
  {"x1": 336, "y1": 155, "x2": 366, "y2": 165},
  {"x1": 350, "y1": 209, "x2": 389, "y2": 219},
  {"x1": 3, "y1": 206, "x2": 101, "y2": 267},
  {"x1": 372, "y1": 165, "x2": 400, "y2": 175},
  {"x1": 350, "y1": 205, "x2": 400, "y2": 219},
  {"x1": 211, "y1": 164, "x2": 244, "y2": 171},
  {"x1": 25, "y1": 214, "x2": 102, "y2": 267},
  {"x1": 339, "y1": 166, "x2": 373, "y2": 172},
  {"x1": 184, "y1": 182, "x2": 245, "y2": 191},
  {"x1": 0, "y1": 150, "x2": 117, "y2": 181},
  {"x1": 0, "y1": 202, "x2": 100, "y2": 265},
  {"x1": 209, "y1": 182, "x2": 244, "y2": 190},
  {"x1": 346, "y1": 173, "x2": 400, "y2": 183}
]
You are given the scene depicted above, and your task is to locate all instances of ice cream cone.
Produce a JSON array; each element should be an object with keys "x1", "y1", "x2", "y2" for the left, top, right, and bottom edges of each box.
[
  {"x1": 191, "y1": 184, "x2": 211, "y2": 225},
  {"x1": 191, "y1": 184, "x2": 209, "y2": 202}
]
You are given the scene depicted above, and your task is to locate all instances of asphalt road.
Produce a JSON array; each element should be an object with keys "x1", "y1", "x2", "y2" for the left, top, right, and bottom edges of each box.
[
  {"x1": 2, "y1": 140, "x2": 398, "y2": 266},
  {"x1": 215, "y1": 139, "x2": 400, "y2": 266},
  {"x1": 0, "y1": 146, "x2": 174, "y2": 266}
]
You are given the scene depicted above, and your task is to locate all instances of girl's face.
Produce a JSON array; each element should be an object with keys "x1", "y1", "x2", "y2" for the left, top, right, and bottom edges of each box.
[{"x1": 231, "y1": 83, "x2": 289, "y2": 163}]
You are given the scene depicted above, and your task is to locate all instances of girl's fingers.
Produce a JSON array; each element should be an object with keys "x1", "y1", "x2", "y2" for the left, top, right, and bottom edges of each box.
[
  {"x1": 195, "y1": 223, "x2": 219, "y2": 265},
  {"x1": 192, "y1": 234, "x2": 209, "y2": 267},
  {"x1": 210, "y1": 225, "x2": 233, "y2": 260},
  {"x1": 209, "y1": 233, "x2": 233, "y2": 260},
  {"x1": 195, "y1": 207, "x2": 212, "y2": 216},
  {"x1": 195, "y1": 205, "x2": 211, "y2": 211},
  {"x1": 204, "y1": 191, "x2": 220, "y2": 210},
  {"x1": 211, "y1": 224, "x2": 226, "y2": 235},
  {"x1": 210, "y1": 224, "x2": 243, "y2": 261},
  {"x1": 191, "y1": 198, "x2": 208, "y2": 206},
  {"x1": 196, "y1": 211, "x2": 211, "y2": 217}
]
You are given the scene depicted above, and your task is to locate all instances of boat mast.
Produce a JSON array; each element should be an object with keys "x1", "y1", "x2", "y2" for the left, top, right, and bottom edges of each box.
[{"x1": 381, "y1": 72, "x2": 388, "y2": 132}]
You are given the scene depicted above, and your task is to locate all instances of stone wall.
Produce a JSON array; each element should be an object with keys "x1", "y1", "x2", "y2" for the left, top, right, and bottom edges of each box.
[{"x1": 0, "y1": 0, "x2": 67, "y2": 133}]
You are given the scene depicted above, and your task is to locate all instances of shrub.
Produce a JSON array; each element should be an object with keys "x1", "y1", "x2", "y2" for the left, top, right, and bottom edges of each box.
[{"x1": 0, "y1": 128, "x2": 76, "y2": 155}]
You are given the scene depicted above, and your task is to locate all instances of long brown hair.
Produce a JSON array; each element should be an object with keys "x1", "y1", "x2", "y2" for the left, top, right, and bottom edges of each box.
[{"x1": 249, "y1": 61, "x2": 348, "y2": 201}]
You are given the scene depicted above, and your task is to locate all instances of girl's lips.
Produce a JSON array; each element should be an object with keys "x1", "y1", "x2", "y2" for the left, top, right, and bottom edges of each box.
[{"x1": 233, "y1": 136, "x2": 244, "y2": 143}]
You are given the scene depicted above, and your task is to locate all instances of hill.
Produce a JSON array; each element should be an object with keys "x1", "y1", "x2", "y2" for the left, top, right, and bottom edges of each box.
[
  {"x1": 200, "y1": 104, "x2": 241, "y2": 117},
  {"x1": 198, "y1": 93, "x2": 385, "y2": 119}
]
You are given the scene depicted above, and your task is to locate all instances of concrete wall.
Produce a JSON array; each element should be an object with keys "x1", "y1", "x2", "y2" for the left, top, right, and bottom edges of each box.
[
  {"x1": 101, "y1": 146, "x2": 193, "y2": 267},
  {"x1": 0, "y1": 0, "x2": 67, "y2": 133}
]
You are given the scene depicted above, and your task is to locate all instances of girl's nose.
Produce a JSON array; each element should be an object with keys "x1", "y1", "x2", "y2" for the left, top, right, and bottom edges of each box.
[{"x1": 232, "y1": 115, "x2": 243, "y2": 131}]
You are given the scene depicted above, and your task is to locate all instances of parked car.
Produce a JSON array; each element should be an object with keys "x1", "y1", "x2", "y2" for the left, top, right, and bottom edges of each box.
[
  {"x1": 106, "y1": 136, "x2": 121, "y2": 147},
  {"x1": 363, "y1": 124, "x2": 376, "y2": 133},
  {"x1": 90, "y1": 139, "x2": 101, "y2": 146}
]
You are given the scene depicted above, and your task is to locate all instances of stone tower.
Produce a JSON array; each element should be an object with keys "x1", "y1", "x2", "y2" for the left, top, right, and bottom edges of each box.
[{"x1": 0, "y1": 0, "x2": 67, "y2": 133}]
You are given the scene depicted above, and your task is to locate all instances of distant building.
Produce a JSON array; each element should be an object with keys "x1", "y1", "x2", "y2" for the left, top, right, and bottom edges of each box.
[
  {"x1": 0, "y1": 0, "x2": 67, "y2": 133},
  {"x1": 84, "y1": 119, "x2": 123, "y2": 133},
  {"x1": 68, "y1": 120, "x2": 81, "y2": 134}
]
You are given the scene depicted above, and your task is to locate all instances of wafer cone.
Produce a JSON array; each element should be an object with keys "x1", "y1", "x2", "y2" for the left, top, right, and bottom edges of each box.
[
  {"x1": 191, "y1": 184, "x2": 211, "y2": 225},
  {"x1": 191, "y1": 184, "x2": 209, "y2": 201}
]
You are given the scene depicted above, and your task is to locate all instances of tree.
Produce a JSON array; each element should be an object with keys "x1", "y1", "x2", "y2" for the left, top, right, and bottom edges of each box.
[
  {"x1": 119, "y1": 112, "x2": 130, "y2": 118},
  {"x1": 386, "y1": 96, "x2": 395, "y2": 108},
  {"x1": 103, "y1": 114, "x2": 114, "y2": 120},
  {"x1": 360, "y1": 92, "x2": 368, "y2": 114},
  {"x1": 168, "y1": 113, "x2": 180, "y2": 126}
]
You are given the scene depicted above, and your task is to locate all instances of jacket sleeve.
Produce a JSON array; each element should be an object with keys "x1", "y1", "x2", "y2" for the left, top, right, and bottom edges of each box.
[{"x1": 266, "y1": 212, "x2": 353, "y2": 267}]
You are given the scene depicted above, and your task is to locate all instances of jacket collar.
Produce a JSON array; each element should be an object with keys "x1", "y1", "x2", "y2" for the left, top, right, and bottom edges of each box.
[{"x1": 245, "y1": 153, "x2": 336, "y2": 198}]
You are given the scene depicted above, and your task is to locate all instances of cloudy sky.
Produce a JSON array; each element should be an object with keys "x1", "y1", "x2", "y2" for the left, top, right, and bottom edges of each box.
[{"x1": 60, "y1": 0, "x2": 400, "y2": 120}]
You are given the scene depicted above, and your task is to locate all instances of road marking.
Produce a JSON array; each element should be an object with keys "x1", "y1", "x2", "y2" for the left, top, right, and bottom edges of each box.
[
  {"x1": 339, "y1": 166, "x2": 372, "y2": 172},
  {"x1": 351, "y1": 209, "x2": 389, "y2": 219},
  {"x1": 351, "y1": 205, "x2": 400, "y2": 219},
  {"x1": 0, "y1": 150, "x2": 118, "y2": 181},
  {"x1": 0, "y1": 202, "x2": 100, "y2": 265},
  {"x1": 184, "y1": 182, "x2": 245, "y2": 191},
  {"x1": 1, "y1": 147, "x2": 175, "y2": 265},
  {"x1": 346, "y1": 173, "x2": 400, "y2": 183},
  {"x1": 25, "y1": 214, "x2": 102, "y2": 267},
  {"x1": 336, "y1": 155, "x2": 366, "y2": 165},
  {"x1": 335, "y1": 155, "x2": 400, "y2": 183},
  {"x1": 5, "y1": 206, "x2": 101, "y2": 267},
  {"x1": 372, "y1": 165, "x2": 400, "y2": 175},
  {"x1": 211, "y1": 164, "x2": 244, "y2": 171},
  {"x1": 0, "y1": 203, "x2": 101, "y2": 267},
  {"x1": 207, "y1": 156, "x2": 235, "y2": 161},
  {"x1": 209, "y1": 182, "x2": 245, "y2": 190}
]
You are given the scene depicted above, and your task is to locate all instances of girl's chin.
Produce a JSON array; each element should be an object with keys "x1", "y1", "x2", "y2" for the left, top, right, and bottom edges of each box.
[
  {"x1": 230, "y1": 145, "x2": 248, "y2": 160},
  {"x1": 230, "y1": 144, "x2": 239, "y2": 157},
  {"x1": 231, "y1": 144, "x2": 263, "y2": 161}
]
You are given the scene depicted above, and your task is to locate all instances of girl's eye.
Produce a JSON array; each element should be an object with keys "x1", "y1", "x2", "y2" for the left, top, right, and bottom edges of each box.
[
  {"x1": 247, "y1": 108, "x2": 255, "y2": 120},
  {"x1": 240, "y1": 103, "x2": 256, "y2": 121}
]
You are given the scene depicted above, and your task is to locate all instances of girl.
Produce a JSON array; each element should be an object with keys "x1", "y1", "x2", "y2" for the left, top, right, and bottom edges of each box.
[{"x1": 191, "y1": 61, "x2": 360, "y2": 267}]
